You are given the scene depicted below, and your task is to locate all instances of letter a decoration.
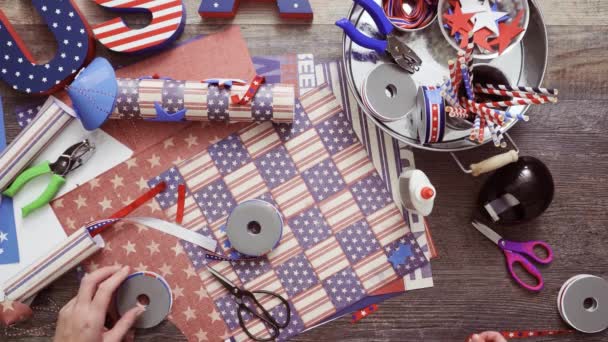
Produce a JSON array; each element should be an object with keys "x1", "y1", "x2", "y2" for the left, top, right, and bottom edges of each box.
[
  {"x1": 0, "y1": 0, "x2": 95, "y2": 94},
  {"x1": 199, "y1": 0, "x2": 313, "y2": 20},
  {"x1": 92, "y1": 0, "x2": 186, "y2": 53}
]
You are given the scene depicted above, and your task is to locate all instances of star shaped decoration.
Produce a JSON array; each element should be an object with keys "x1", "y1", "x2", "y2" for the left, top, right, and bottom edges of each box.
[
  {"x1": 470, "y1": 0, "x2": 507, "y2": 35},
  {"x1": 443, "y1": 2, "x2": 475, "y2": 36},
  {"x1": 473, "y1": 28, "x2": 497, "y2": 52},
  {"x1": 459, "y1": 0, "x2": 486, "y2": 14},
  {"x1": 387, "y1": 243, "x2": 413, "y2": 267},
  {"x1": 488, "y1": 11, "x2": 525, "y2": 54},
  {"x1": 0, "y1": 231, "x2": 8, "y2": 242}
]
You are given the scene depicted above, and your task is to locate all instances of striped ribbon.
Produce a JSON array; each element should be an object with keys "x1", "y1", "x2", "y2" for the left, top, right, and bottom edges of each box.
[
  {"x1": 383, "y1": 0, "x2": 437, "y2": 30},
  {"x1": 231, "y1": 75, "x2": 266, "y2": 105}
]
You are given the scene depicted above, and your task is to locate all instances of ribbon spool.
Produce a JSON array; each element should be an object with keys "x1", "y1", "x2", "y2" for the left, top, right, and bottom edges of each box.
[
  {"x1": 115, "y1": 272, "x2": 173, "y2": 329},
  {"x1": 558, "y1": 275, "x2": 608, "y2": 334},
  {"x1": 362, "y1": 63, "x2": 418, "y2": 122},
  {"x1": 226, "y1": 200, "x2": 283, "y2": 257},
  {"x1": 415, "y1": 86, "x2": 446, "y2": 144}
]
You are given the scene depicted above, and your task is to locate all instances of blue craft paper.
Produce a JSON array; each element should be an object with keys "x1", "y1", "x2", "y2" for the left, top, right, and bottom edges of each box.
[{"x1": 0, "y1": 97, "x2": 20, "y2": 264}]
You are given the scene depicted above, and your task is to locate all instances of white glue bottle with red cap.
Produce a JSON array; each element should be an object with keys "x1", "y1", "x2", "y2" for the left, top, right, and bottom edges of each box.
[{"x1": 399, "y1": 169, "x2": 436, "y2": 216}]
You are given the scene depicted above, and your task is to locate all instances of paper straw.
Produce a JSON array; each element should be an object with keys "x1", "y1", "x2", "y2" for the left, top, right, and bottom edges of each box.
[
  {"x1": 0, "y1": 97, "x2": 74, "y2": 191},
  {"x1": 448, "y1": 60, "x2": 459, "y2": 92},
  {"x1": 478, "y1": 116, "x2": 486, "y2": 143},
  {"x1": 465, "y1": 32, "x2": 474, "y2": 66},
  {"x1": 481, "y1": 97, "x2": 556, "y2": 107},
  {"x1": 460, "y1": 64, "x2": 475, "y2": 101},
  {"x1": 474, "y1": 86, "x2": 558, "y2": 102},
  {"x1": 486, "y1": 121, "x2": 501, "y2": 147},
  {"x1": 465, "y1": 100, "x2": 504, "y2": 126},
  {"x1": 446, "y1": 106, "x2": 472, "y2": 119},
  {"x1": 470, "y1": 116, "x2": 480, "y2": 141},
  {"x1": 481, "y1": 84, "x2": 558, "y2": 96}
]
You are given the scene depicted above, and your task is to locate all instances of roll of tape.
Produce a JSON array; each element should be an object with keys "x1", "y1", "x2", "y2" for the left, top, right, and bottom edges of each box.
[
  {"x1": 415, "y1": 86, "x2": 446, "y2": 144},
  {"x1": 558, "y1": 274, "x2": 608, "y2": 334},
  {"x1": 115, "y1": 272, "x2": 173, "y2": 329},
  {"x1": 362, "y1": 63, "x2": 418, "y2": 122},
  {"x1": 226, "y1": 200, "x2": 283, "y2": 257}
]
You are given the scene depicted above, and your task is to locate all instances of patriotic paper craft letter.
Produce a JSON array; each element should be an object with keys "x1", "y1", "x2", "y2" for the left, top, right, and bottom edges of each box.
[
  {"x1": 0, "y1": 0, "x2": 95, "y2": 94},
  {"x1": 92, "y1": 0, "x2": 186, "y2": 53},
  {"x1": 199, "y1": 0, "x2": 313, "y2": 20}
]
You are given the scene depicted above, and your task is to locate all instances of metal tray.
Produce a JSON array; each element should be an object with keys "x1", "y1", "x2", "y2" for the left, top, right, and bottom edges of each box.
[{"x1": 342, "y1": 0, "x2": 548, "y2": 152}]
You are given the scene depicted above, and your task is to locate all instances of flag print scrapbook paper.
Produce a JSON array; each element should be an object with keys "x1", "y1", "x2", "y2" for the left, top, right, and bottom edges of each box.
[{"x1": 147, "y1": 85, "x2": 429, "y2": 341}]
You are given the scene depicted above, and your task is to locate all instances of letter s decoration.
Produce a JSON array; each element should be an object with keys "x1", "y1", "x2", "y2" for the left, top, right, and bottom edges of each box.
[
  {"x1": 92, "y1": 0, "x2": 186, "y2": 53},
  {"x1": 0, "y1": 0, "x2": 95, "y2": 94}
]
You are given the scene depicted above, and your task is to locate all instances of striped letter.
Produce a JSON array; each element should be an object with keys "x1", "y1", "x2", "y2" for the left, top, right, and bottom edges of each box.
[{"x1": 92, "y1": 0, "x2": 186, "y2": 53}]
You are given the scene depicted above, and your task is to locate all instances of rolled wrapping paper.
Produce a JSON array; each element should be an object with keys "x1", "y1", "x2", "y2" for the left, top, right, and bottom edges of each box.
[
  {"x1": 0, "y1": 228, "x2": 104, "y2": 305},
  {"x1": 0, "y1": 97, "x2": 75, "y2": 191},
  {"x1": 0, "y1": 217, "x2": 217, "y2": 326},
  {"x1": 67, "y1": 57, "x2": 295, "y2": 128}
]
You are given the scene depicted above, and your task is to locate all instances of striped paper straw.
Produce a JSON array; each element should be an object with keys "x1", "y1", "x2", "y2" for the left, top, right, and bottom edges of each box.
[
  {"x1": 474, "y1": 85, "x2": 558, "y2": 102},
  {"x1": 486, "y1": 121, "x2": 501, "y2": 147},
  {"x1": 482, "y1": 84, "x2": 559, "y2": 96},
  {"x1": 441, "y1": 78, "x2": 458, "y2": 103},
  {"x1": 481, "y1": 97, "x2": 556, "y2": 108},
  {"x1": 446, "y1": 106, "x2": 471, "y2": 119},
  {"x1": 470, "y1": 115, "x2": 480, "y2": 141},
  {"x1": 465, "y1": 100, "x2": 504, "y2": 125},
  {"x1": 478, "y1": 116, "x2": 486, "y2": 143},
  {"x1": 448, "y1": 60, "x2": 459, "y2": 93},
  {"x1": 460, "y1": 64, "x2": 475, "y2": 101},
  {"x1": 0, "y1": 97, "x2": 74, "y2": 191}
]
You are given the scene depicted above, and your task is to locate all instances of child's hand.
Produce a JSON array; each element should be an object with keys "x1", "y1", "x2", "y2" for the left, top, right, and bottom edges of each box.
[{"x1": 470, "y1": 331, "x2": 508, "y2": 342}]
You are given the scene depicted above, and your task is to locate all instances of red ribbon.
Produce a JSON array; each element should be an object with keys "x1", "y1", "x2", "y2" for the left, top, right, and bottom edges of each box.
[
  {"x1": 175, "y1": 184, "x2": 186, "y2": 225},
  {"x1": 230, "y1": 75, "x2": 265, "y2": 105}
]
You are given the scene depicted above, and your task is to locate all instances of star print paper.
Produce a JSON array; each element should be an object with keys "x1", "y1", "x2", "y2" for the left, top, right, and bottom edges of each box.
[
  {"x1": 0, "y1": 0, "x2": 93, "y2": 94},
  {"x1": 115, "y1": 78, "x2": 142, "y2": 119},
  {"x1": 301, "y1": 158, "x2": 346, "y2": 202},
  {"x1": 276, "y1": 100, "x2": 312, "y2": 141},
  {"x1": 351, "y1": 173, "x2": 394, "y2": 216},
  {"x1": 162, "y1": 80, "x2": 186, "y2": 114},
  {"x1": 193, "y1": 178, "x2": 237, "y2": 224},
  {"x1": 253, "y1": 145, "x2": 298, "y2": 189},
  {"x1": 322, "y1": 267, "x2": 366, "y2": 311},
  {"x1": 252, "y1": 84, "x2": 274, "y2": 121},
  {"x1": 336, "y1": 220, "x2": 381, "y2": 264},
  {"x1": 288, "y1": 206, "x2": 332, "y2": 249},
  {"x1": 231, "y1": 257, "x2": 273, "y2": 284},
  {"x1": 215, "y1": 293, "x2": 253, "y2": 330},
  {"x1": 208, "y1": 133, "x2": 252, "y2": 175},
  {"x1": 270, "y1": 303, "x2": 305, "y2": 342},
  {"x1": 384, "y1": 235, "x2": 428, "y2": 277},
  {"x1": 15, "y1": 102, "x2": 44, "y2": 128},
  {"x1": 207, "y1": 85, "x2": 230, "y2": 121},
  {"x1": 148, "y1": 167, "x2": 189, "y2": 210},
  {"x1": 276, "y1": 254, "x2": 319, "y2": 298},
  {"x1": 315, "y1": 111, "x2": 359, "y2": 154}
]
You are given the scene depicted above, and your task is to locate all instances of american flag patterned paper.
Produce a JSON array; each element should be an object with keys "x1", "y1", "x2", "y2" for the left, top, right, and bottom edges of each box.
[
  {"x1": 110, "y1": 78, "x2": 295, "y2": 123},
  {"x1": 314, "y1": 59, "x2": 436, "y2": 292},
  {"x1": 150, "y1": 85, "x2": 428, "y2": 341},
  {"x1": 92, "y1": 0, "x2": 186, "y2": 53},
  {"x1": 198, "y1": 0, "x2": 313, "y2": 20}
]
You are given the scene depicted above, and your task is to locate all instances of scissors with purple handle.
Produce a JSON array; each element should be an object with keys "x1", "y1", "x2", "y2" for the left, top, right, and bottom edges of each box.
[{"x1": 471, "y1": 221, "x2": 554, "y2": 292}]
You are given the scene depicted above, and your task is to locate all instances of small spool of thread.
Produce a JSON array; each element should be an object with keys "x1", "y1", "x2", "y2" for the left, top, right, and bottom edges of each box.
[
  {"x1": 558, "y1": 275, "x2": 608, "y2": 334},
  {"x1": 115, "y1": 272, "x2": 172, "y2": 329}
]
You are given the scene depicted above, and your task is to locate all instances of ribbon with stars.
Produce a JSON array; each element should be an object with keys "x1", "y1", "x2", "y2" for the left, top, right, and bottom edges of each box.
[{"x1": 231, "y1": 75, "x2": 266, "y2": 105}]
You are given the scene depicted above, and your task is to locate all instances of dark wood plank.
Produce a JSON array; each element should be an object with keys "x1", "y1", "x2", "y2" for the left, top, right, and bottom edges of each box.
[{"x1": 1, "y1": 0, "x2": 607, "y2": 341}]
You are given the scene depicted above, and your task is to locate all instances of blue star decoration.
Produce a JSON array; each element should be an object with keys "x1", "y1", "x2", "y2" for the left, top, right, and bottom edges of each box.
[
  {"x1": 388, "y1": 243, "x2": 413, "y2": 268},
  {"x1": 148, "y1": 102, "x2": 188, "y2": 122}
]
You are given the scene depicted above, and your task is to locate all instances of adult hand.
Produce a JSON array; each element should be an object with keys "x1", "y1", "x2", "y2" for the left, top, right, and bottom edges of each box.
[
  {"x1": 54, "y1": 265, "x2": 145, "y2": 342},
  {"x1": 470, "y1": 331, "x2": 508, "y2": 342}
]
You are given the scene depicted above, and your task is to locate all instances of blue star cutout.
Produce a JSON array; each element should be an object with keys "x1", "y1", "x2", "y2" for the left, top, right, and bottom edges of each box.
[{"x1": 388, "y1": 243, "x2": 413, "y2": 267}]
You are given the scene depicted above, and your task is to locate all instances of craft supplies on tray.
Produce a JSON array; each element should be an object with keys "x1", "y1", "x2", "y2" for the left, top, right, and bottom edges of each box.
[
  {"x1": 383, "y1": 0, "x2": 438, "y2": 31},
  {"x1": 343, "y1": 0, "x2": 548, "y2": 152}
]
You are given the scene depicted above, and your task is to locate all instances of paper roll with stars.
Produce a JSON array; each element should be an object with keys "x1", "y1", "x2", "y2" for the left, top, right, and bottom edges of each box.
[{"x1": 66, "y1": 58, "x2": 296, "y2": 129}]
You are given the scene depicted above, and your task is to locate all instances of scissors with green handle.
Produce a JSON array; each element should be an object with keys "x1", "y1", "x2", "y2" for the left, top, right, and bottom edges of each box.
[{"x1": 2, "y1": 140, "x2": 95, "y2": 217}]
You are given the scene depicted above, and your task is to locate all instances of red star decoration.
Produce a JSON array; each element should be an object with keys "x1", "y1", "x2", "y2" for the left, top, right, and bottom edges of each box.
[
  {"x1": 473, "y1": 28, "x2": 497, "y2": 52},
  {"x1": 488, "y1": 10, "x2": 525, "y2": 54},
  {"x1": 443, "y1": 2, "x2": 475, "y2": 36}
]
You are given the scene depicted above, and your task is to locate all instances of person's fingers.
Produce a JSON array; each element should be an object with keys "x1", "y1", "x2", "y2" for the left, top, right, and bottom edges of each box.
[
  {"x1": 92, "y1": 266, "x2": 131, "y2": 311},
  {"x1": 57, "y1": 297, "x2": 77, "y2": 324},
  {"x1": 471, "y1": 334, "x2": 483, "y2": 342},
  {"x1": 76, "y1": 265, "x2": 123, "y2": 305},
  {"x1": 103, "y1": 306, "x2": 145, "y2": 342},
  {"x1": 479, "y1": 331, "x2": 507, "y2": 342}
]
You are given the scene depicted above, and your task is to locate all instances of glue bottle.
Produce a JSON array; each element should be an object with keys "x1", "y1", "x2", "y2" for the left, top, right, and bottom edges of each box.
[{"x1": 399, "y1": 169, "x2": 436, "y2": 216}]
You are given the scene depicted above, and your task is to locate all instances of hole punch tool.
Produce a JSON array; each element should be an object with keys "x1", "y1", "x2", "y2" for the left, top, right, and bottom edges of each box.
[
  {"x1": 336, "y1": 0, "x2": 422, "y2": 74},
  {"x1": 2, "y1": 140, "x2": 95, "y2": 217},
  {"x1": 471, "y1": 220, "x2": 554, "y2": 292}
]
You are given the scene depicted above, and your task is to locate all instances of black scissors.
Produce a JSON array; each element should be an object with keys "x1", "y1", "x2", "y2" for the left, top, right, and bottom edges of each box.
[
  {"x1": 336, "y1": 0, "x2": 422, "y2": 73},
  {"x1": 207, "y1": 266, "x2": 290, "y2": 341}
]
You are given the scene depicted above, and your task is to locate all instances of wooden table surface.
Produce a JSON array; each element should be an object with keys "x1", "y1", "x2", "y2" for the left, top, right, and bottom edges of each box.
[{"x1": 0, "y1": 0, "x2": 606, "y2": 341}]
